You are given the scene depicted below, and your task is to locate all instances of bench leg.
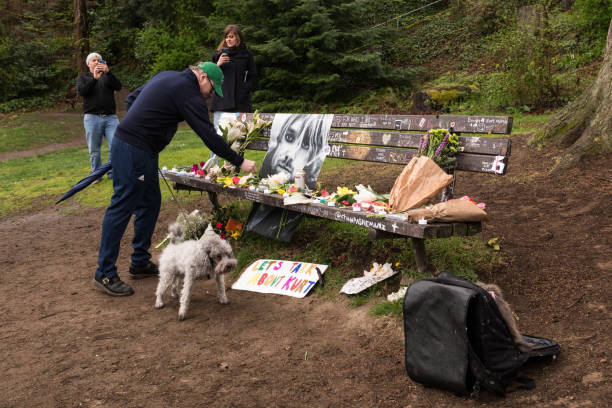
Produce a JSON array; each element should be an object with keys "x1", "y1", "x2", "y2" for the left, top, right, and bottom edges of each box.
[
  {"x1": 411, "y1": 237, "x2": 429, "y2": 275},
  {"x1": 207, "y1": 191, "x2": 220, "y2": 211}
]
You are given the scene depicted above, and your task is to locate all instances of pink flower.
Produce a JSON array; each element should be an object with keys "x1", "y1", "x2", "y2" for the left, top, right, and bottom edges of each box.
[
  {"x1": 200, "y1": 161, "x2": 206, "y2": 168},
  {"x1": 191, "y1": 164, "x2": 198, "y2": 171},
  {"x1": 460, "y1": 195, "x2": 476, "y2": 204},
  {"x1": 289, "y1": 186, "x2": 298, "y2": 193},
  {"x1": 477, "y1": 202, "x2": 486, "y2": 209},
  {"x1": 196, "y1": 169, "x2": 204, "y2": 176},
  {"x1": 320, "y1": 189, "x2": 329, "y2": 197},
  {"x1": 342, "y1": 200, "x2": 349, "y2": 206}
]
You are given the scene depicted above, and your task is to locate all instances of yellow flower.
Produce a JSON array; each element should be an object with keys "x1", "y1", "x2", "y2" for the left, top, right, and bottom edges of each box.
[
  {"x1": 337, "y1": 186, "x2": 356, "y2": 196},
  {"x1": 231, "y1": 231, "x2": 241, "y2": 240},
  {"x1": 277, "y1": 188, "x2": 285, "y2": 195},
  {"x1": 395, "y1": 262, "x2": 400, "y2": 267},
  {"x1": 218, "y1": 177, "x2": 233, "y2": 188}
]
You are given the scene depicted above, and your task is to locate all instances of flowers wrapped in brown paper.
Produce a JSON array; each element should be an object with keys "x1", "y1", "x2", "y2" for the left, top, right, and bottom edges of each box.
[
  {"x1": 389, "y1": 156, "x2": 453, "y2": 212},
  {"x1": 403, "y1": 199, "x2": 490, "y2": 223}
]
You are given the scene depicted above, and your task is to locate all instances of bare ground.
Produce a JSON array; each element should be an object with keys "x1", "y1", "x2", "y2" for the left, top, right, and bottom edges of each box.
[{"x1": 0, "y1": 133, "x2": 610, "y2": 407}]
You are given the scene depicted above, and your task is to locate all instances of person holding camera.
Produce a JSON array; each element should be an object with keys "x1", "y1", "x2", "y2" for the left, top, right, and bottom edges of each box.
[
  {"x1": 211, "y1": 24, "x2": 257, "y2": 121},
  {"x1": 77, "y1": 52, "x2": 122, "y2": 183}
]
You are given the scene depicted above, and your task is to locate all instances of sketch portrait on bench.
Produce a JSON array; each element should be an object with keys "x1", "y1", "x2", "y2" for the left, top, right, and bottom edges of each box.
[{"x1": 260, "y1": 113, "x2": 333, "y2": 189}]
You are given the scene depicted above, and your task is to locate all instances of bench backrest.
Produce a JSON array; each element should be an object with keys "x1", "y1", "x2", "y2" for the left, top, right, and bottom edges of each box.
[{"x1": 241, "y1": 113, "x2": 512, "y2": 175}]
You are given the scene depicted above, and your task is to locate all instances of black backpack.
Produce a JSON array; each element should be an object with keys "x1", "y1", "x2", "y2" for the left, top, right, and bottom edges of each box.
[{"x1": 402, "y1": 270, "x2": 560, "y2": 396}]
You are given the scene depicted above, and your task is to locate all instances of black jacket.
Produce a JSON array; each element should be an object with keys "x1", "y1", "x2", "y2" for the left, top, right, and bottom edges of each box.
[
  {"x1": 76, "y1": 71, "x2": 122, "y2": 114},
  {"x1": 115, "y1": 69, "x2": 243, "y2": 167},
  {"x1": 210, "y1": 43, "x2": 257, "y2": 112}
]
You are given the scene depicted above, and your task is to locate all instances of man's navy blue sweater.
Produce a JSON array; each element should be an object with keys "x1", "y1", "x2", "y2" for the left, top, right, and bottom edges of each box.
[{"x1": 115, "y1": 69, "x2": 243, "y2": 167}]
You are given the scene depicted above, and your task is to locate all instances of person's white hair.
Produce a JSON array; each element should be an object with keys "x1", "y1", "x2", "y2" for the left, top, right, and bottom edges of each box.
[{"x1": 86, "y1": 52, "x2": 102, "y2": 65}]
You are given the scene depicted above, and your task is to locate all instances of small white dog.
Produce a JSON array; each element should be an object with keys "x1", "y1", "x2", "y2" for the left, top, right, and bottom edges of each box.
[{"x1": 155, "y1": 223, "x2": 237, "y2": 320}]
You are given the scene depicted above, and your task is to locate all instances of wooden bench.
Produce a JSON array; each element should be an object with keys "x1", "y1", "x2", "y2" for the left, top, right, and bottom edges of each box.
[{"x1": 162, "y1": 113, "x2": 512, "y2": 274}]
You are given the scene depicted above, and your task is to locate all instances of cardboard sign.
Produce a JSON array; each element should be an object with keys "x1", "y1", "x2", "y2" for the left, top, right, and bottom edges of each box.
[{"x1": 232, "y1": 259, "x2": 327, "y2": 298}]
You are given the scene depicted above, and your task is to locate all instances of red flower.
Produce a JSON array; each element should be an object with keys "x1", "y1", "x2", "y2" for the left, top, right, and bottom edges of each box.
[
  {"x1": 320, "y1": 189, "x2": 329, "y2": 197},
  {"x1": 342, "y1": 200, "x2": 349, "y2": 206},
  {"x1": 215, "y1": 222, "x2": 222, "y2": 229},
  {"x1": 232, "y1": 176, "x2": 240, "y2": 185},
  {"x1": 191, "y1": 164, "x2": 198, "y2": 171},
  {"x1": 220, "y1": 233, "x2": 226, "y2": 239},
  {"x1": 200, "y1": 161, "x2": 206, "y2": 168},
  {"x1": 196, "y1": 169, "x2": 204, "y2": 176}
]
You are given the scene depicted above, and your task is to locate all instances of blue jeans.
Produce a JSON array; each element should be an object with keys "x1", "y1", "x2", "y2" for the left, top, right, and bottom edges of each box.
[
  {"x1": 96, "y1": 137, "x2": 161, "y2": 279},
  {"x1": 84, "y1": 113, "x2": 118, "y2": 179}
]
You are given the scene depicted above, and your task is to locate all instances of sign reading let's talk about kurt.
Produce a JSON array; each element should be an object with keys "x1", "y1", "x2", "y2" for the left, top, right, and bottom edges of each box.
[{"x1": 232, "y1": 259, "x2": 327, "y2": 298}]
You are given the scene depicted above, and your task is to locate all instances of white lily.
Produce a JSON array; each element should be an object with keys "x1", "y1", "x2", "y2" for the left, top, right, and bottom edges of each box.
[
  {"x1": 227, "y1": 127, "x2": 244, "y2": 143},
  {"x1": 238, "y1": 174, "x2": 254, "y2": 185},
  {"x1": 269, "y1": 172, "x2": 289, "y2": 185},
  {"x1": 354, "y1": 184, "x2": 377, "y2": 203}
]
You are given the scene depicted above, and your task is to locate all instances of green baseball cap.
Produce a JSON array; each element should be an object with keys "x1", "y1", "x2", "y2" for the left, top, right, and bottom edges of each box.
[{"x1": 197, "y1": 61, "x2": 224, "y2": 98}]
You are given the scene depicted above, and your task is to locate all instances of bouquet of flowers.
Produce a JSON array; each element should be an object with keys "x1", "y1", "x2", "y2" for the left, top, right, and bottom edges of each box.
[
  {"x1": 203, "y1": 111, "x2": 271, "y2": 172},
  {"x1": 314, "y1": 184, "x2": 390, "y2": 213},
  {"x1": 223, "y1": 110, "x2": 270, "y2": 155},
  {"x1": 154, "y1": 209, "x2": 209, "y2": 248},
  {"x1": 418, "y1": 128, "x2": 461, "y2": 173}
]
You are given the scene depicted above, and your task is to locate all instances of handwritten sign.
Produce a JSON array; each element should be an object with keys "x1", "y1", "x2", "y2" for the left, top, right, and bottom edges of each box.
[{"x1": 232, "y1": 259, "x2": 327, "y2": 298}]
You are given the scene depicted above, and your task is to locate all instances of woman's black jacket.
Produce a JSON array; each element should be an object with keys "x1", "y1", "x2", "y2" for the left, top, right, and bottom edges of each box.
[{"x1": 210, "y1": 43, "x2": 257, "y2": 112}]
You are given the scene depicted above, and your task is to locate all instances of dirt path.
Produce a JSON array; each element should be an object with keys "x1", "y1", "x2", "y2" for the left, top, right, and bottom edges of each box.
[{"x1": 0, "y1": 134, "x2": 610, "y2": 407}]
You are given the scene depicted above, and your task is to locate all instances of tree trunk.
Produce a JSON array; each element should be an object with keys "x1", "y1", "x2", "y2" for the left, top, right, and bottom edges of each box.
[
  {"x1": 74, "y1": 0, "x2": 88, "y2": 75},
  {"x1": 529, "y1": 19, "x2": 612, "y2": 173}
]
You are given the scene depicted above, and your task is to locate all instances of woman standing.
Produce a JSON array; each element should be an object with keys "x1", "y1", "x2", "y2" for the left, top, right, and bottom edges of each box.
[{"x1": 211, "y1": 24, "x2": 257, "y2": 116}]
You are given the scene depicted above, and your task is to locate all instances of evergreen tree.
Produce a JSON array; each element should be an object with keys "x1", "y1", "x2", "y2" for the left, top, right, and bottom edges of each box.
[{"x1": 208, "y1": 0, "x2": 415, "y2": 111}]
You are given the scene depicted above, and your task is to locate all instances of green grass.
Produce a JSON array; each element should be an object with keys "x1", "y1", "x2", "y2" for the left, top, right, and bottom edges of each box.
[
  {"x1": 510, "y1": 113, "x2": 553, "y2": 134},
  {"x1": 0, "y1": 127, "x2": 265, "y2": 218},
  {"x1": 0, "y1": 112, "x2": 84, "y2": 153}
]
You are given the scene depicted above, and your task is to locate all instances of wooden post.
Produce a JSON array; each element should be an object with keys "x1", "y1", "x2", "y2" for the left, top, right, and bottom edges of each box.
[
  {"x1": 207, "y1": 191, "x2": 220, "y2": 211},
  {"x1": 411, "y1": 237, "x2": 429, "y2": 274}
]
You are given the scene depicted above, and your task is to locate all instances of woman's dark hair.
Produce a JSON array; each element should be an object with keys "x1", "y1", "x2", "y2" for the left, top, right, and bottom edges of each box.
[{"x1": 217, "y1": 24, "x2": 244, "y2": 51}]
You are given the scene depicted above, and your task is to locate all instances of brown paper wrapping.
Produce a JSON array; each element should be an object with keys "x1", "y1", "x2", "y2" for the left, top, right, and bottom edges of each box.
[
  {"x1": 389, "y1": 156, "x2": 453, "y2": 212},
  {"x1": 403, "y1": 199, "x2": 490, "y2": 223}
]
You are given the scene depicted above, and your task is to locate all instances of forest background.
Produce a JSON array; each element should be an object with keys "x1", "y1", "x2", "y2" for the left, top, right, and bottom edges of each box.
[{"x1": 1, "y1": 0, "x2": 611, "y2": 115}]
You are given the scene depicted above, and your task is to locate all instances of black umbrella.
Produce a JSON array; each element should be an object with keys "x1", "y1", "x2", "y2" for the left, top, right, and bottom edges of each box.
[{"x1": 56, "y1": 162, "x2": 112, "y2": 204}]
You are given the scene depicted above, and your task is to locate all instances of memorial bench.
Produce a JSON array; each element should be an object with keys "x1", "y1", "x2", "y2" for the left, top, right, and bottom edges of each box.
[{"x1": 162, "y1": 113, "x2": 512, "y2": 274}]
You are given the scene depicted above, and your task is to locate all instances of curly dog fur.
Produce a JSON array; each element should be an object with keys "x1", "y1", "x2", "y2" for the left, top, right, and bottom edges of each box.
[{"x1": 155, "y1": 223, "x2": 237, "y2": 320}]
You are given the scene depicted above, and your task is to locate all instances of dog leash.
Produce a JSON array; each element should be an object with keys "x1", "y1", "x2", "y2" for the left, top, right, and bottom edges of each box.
[{"x1": 157, "y1": 168, "x2": 203, "y2": 245}]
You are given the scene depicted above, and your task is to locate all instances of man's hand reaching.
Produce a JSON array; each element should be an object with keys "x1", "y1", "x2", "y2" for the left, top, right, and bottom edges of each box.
[{"x1": 239, "y1": 159, "x2": 257, "y2": 174}]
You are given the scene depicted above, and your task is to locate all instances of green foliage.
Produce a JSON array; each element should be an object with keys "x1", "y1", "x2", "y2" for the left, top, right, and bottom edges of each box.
[
  {"x1": 2, "y1": 0, "x2": 608, "y2": 115},
  {"x1": 573, "y1": 0, "x2": 612, "y2": 40},
  {"x1": 208, "y1": 0, "x2": 416, "y2": 111},
  {"x1": 0, "y1": 1, "x2": 74, "y2": 104},
  {"x1": 0, "y1": 95, "x2": 58, "y2": 113},
  {"x1": 135, "y1": 25, "x2": 209, "y2": 76},
  {"x1": 89, "y1": 0, "x2": 214, "y2": 82},
  {"x1": 454, "y1": 0, "x2": 522, "y2": 35}
]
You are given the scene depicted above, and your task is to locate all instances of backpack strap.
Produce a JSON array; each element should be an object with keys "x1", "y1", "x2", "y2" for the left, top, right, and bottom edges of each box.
[{"x1": 506, "y1": 376, "x2": 536, "y2": 393}]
